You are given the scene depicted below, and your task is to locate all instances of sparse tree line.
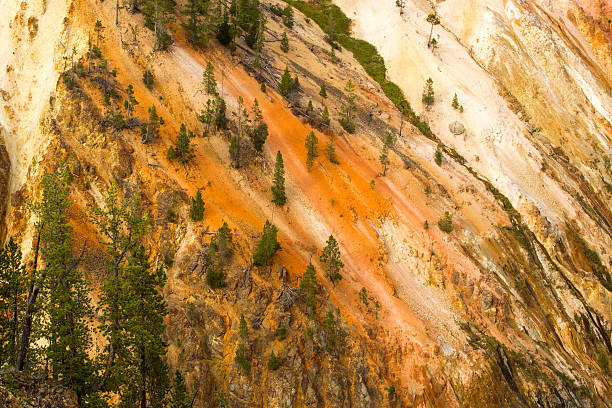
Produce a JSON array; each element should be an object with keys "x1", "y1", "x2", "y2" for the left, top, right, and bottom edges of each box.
[{"x1": 0, "y1": 161, "x2": 194, "y2": 408}]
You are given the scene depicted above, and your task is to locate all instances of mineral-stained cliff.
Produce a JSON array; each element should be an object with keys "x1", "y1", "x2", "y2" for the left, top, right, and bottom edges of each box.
[{"x1": 0, "y1": 0, "x2": 610, "y2": 406}]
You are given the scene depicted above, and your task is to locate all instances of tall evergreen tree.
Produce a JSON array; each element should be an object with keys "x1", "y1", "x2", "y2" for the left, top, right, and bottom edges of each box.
[
  {"x1": 379, "y1": 133, "x2": 392, "y2": 176},
  {"x1": 320, "y1": 235, "x2": 343, "y2": 283},
  {"x1": 206, "y1": 222, "x2": 233, "y2": 288},
  {"x1": 271, "y1": 151, "x2": 286, "y2": 205},
  {"x1": 142, "y1": 0, "x2": 175, "y2": 51},
  {"x1": 300, "y1": 262, "x2": 318, "y2": 317},
  {"x1": 326, "y1": 134, "x2": 338, "y2": 164},
  {"x1": 426, "y1": 13, "x2": 440, "y2": 48},
  {"x1": 250, "y1": 99, "x2": 268, "y2": 152},
  {"x1": 202, "y1": 61, "x2": 217, "y2": 96},
  {"x1": 167, "y1": 124, "x2": 195, "y2": 164},
  {"x1": 305, "y1": 131, "x2": 318, "y2": 172},
  {"x1": 280, "y1": 31, "x2": 289, "y2": 53},
  {"x1": 124, "y1": 84, "x2": 138, "y2": 120},
  {"x1": 422, "y1": 78, "x2": 434, "y2": 108},
  {"x1": 279, "y1": 66, "x2": 293, "y2": 99},
  {"x1": 321, "y1": 105, "x2": 330, "y2": 126},
  {"x1": 339, "y1": 80, "x2": 356, "y2": 133},
  {"x1": 319, "y1": 83, "x2": 327, "y2": 99},
  {"x1": 88, "y1": 184, "x2": 147, "y2": 393},
  {"x1": 170, "y1": 371, "x2": 192, "y2": 408},
  {"x1": 35, "y1": 164, "x2": 95, "y2": 402},
  {"x1": 142, "y1": 105, "x2": 160, "y2": 144},
  {"x1": 121, "y1": 246, "x2": 170, "y2": 408},
  {"x1": 0, "y1": 237, "x2": 26, "y2": 367},
  {"x1": 182, "y1": 0, "x2": 208, "y2": 46},
  {"x1": 190, "y1": 191, "x2": 205, "y2": 222},
  {"x1": 252, "y1": 220, "x2": 280, "y2": 266}
]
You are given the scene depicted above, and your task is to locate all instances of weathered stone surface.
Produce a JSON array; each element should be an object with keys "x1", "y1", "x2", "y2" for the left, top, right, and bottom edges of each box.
[
  {"x1": 449, "y1": 121, "x2": 465, "y2": 135},
  {"x1": 0, "y1": 138, "x2": 10, "y2": 241}
]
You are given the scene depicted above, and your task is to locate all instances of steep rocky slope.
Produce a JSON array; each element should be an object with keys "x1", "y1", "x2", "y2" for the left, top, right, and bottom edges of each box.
[{"x1": 0, "y1": 0, "x2": 610, "y2": 406}]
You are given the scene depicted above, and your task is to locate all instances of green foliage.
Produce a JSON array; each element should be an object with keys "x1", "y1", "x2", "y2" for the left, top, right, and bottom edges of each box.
[
  {"x1": 167, "y1": 123, "x2": 195, "y2": 164},
  {"x1": 182, "y1": 0, "x2": 210, "y2": 46},
  {"x1": 424, "y1": 220, "x2": 429, "y2": 230},
  {"x1": 276, "y1": 325, "x2": 287, "y2": 340},
  {"x1": 250, "y1": 99, "x2": 268, "y2": 152},
  {"x1": 321, "y1": 106, "x2": 330, "y2": 126},
  {"x1": 216, "y1": 13, "x2": 233, "y2": 46},
  {"x1": 260, "y1": 82, "x2": 267, "y2": 93},
  {"x1": 282, "y1": 5, "x2": 295, "y2": 28},
  {"x1": 142, "y1": 0, "x2": 175, "y2": 51},
  {"x1": 267, "y1": 351, "x2": 280, "y2": 370},
  {"x1": 215, "y1": 98, "x2": 229, "y2": 130},
  {"x1": 422, "y1": 78, "x2": 434, "y2": 107},
  {"x1": 170, "y1": 371, "x2": 191, "y2": 408},
  {"x1": 437, "y1": 211, "x2": 453, "y2": 233},
  {"x1": 339, "y1": 80, "x2": 356, "y2": 133},
  {"x1": 452, "y1": 93, "x2": 459, "y2": 110},
  {"x1": 234, "y1": 343, "x2": 250, "y2": 372},
  {"x1": 35, "y1": 164, "x2": 95, "y2": 399},
  {"x1": 142, "y1": 105, "x2": 160, "y2": 143},
  {"x1": 435, "y1": 147, "x2": 442, "y2": 166},
  {"x1": 380, "y1": 133, "x2": 392, "y2": 176},
  {"x1": 279, "y1": 66, "x2": 293, "y2": 99},
  {"x1": 190, "y1": 190, "x2": 205, "y2": 222},
  {"x1": 321, "y1": 235, "x2": 343, "y2": 283},
  {"x1": 203, "y1": 61, "x2": 217, "y2": 96},
  {"x1": 0, "y1": 237, "x2": 26, "y2": 368},
  {"x1": 359, "y1": 287, "x2": 369, "y2": 307},
  {"x1": 305, "y1": 131, "x2": 318, "y2": 171},
  {"x1": 253, "y1": 221, "x2": 280, "y2": 266},
  {"x1": 300, "y1": 262, "x2": 318, "y2": 316},
  {"x1": 319, "y1": 83, "x2": 327, "y2": 99},
  {"x1": 124, "y1": 84, "x2": 138, "y2": 119},
  {"x1": 206, "y1": 222, "x2": 233, "y2": 289},
  {"x1": 143, "y1": 69, "x2": 155, "y2": 89},
  {"x1": 326, "y1": 135, "x2": 338, "y2": 164},
  {"x1": 323, "y1": 310, "x2": 338, "y2": 352},
  {"x1": 238, "y1": 314, "x2": 249, "y2": 340},
  {"x1": 120, "y1": 246, "x2": 170, "y2": 407},
  {"x1": 280, "y1": 31, "x2": 290, "y2": 53},
  {"x1": 426, "y1": 13, "x2": 440, "y2": 47},
  {"x1": 271, "y1": 151, "x2": 287, "y2": 206}
]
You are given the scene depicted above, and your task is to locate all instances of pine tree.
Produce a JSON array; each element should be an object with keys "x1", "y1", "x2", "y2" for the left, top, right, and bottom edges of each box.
[
  {"x1": 0, "y1": 237, "x2": 26, "y2": 367},
  {"x1": 88, "y1": 184, "x2": 147, "y2": 394},
  {"x1": 36, "y1": 164, "x2": 95, "y2": 401},
  {"x1": 202, "y1": 61, "x2": 217, "y2": 96},
  {"x1": 422, "y1": 78, "x2": 434, "y2": 108},
  {"x1": 252, "y1": 220, "x2": 280, "y2": 266},
  {"x1": 234, "y1": 343, "x2": 250, "y2": 373},
  {"x1": 379, "y1": 134, "x2": 392, "y2": 176},
  {"x1": 267, "y1": 351, "x2": 280, "y2": 370},
  {"x1": 434, "y1": 147, "x2": 442, "y2": 166},
  {"x1": 167, "y1": 124, "x2": 195, "y2": 164},
  {"x1": 250, "y1": 99, "x2": 268, "y2": 152},
  {"x1": 142, "y1": 0, "x2": 175, "y2": 51},
  {"x1": 300, "y1": 262, "x2": 318, "y2": 316},
  {"x1": 142, "y1": 105, "x2": 160, "y2": 143},
  {"x1": 452, "y1": 93, "x2": 459, "y2": 110},
  {"x1": 426, "y1": 13, "x2": 440, "y2": 48},
  {"x1": 321, "y1": 106, "x2": 330, "y2": 126},
  {"x1": 280, "y1": 31, "x2": 289, "y2": 53},
  {"x1": 182, "y1": 0, "x2": 208, "y2": 46},
  {"x1": 121, "y1": 246, "x2": 170, "y2": 408},
  {"x1": 215, "y1": 98, "x2": 229, "y2": 130},
  {"x1": 271, "y1": 151, "x2": 286, "y2": 205},
  {"x1": 198, "y1": 98, "x2": 216, "y2": 137},
  {"x1": 437, "y1": 211, "x2": 453, "y2": 233},
  {"x1": 320, "y1": 235, "x2": 343, "y2": 283},
  {"x1": 238, "y1": 313, "x2": 249, "y2": 340},
  {"x1": 326, "y1": 135, "x2": 338, "y2": 164},
  {"x1": 279, "y1": 66, "x2": 293, "y2": 99},
  {"x1": 170, "y1": 371, "x2": 191, "y2": 408},
  {"x1": 216, "y1": 12, "x2": 233, "y2": 46},
  {"x1": 206, "y1": 222, "x2": 233, "y2": 289},
  {"x1": 306, "y1": 100, "x2": 314, "y2": 116},
  {"x1": 319, "y1": 83, "x2": 327, "y2": 99},
  {"x1": 94, "y1": 20, "x2": 105, "y2": 51},
  {"x1": 190, "y1": 190, "x2": 205, "y2": 222},
  {"x1": 282, "y1": 4, "x2": 294, "y2": 27},
  {"x1": 305, "y1": 131, "x2": 318, "y2": 172},
  {"x1": 323, "y1": 310, "x2": 338, "y2": 352},
  {"x1": 124, "y1": 84, "x2": 138, "y2": 120},
  {"x1": 339, "y1": 80, "x2": 356, "y2": 133},
  {"x1": 143, "y1": 70, "x2": 155, "y2": 89}
]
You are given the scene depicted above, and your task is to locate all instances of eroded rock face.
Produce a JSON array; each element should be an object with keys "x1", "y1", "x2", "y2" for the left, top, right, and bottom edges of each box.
[
  {"x1": 0, "y1": 137, "x2": 10, "y2": 241},
  {"x1": 0, "y1": 370, "x2": 78, "y2": 408},
  {"x1": 449, "y1": 121, "x2": 465, "y2": 135}
]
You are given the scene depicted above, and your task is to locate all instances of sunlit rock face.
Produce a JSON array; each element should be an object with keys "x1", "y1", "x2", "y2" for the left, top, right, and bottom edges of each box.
[{"x1": 0, "y1": 0, "x2": 610, "y2": 406}]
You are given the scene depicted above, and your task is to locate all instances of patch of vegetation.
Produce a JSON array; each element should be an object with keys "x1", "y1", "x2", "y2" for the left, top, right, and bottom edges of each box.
[{"x1": 437, "y1": 211, "x2": 453, "y2": 233}]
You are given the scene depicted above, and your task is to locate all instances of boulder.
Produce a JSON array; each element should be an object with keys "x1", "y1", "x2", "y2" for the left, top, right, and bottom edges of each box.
[{"x1": 449, "y1": 121, "x2": 465, "y2": 135}]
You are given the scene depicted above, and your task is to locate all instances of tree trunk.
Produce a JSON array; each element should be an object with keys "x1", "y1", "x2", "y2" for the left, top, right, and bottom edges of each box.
[{"x1": 16, "y1": 230, "x2": 41, "y2": 370}]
